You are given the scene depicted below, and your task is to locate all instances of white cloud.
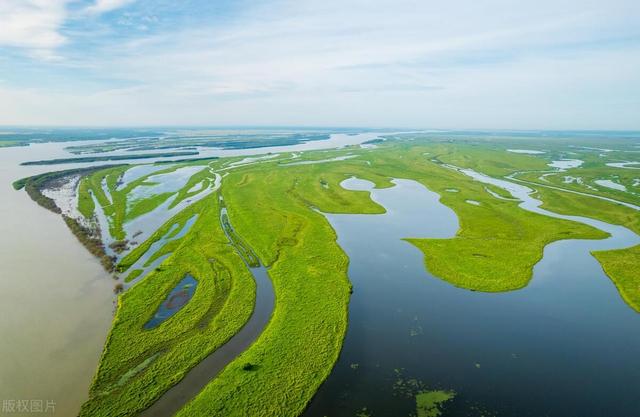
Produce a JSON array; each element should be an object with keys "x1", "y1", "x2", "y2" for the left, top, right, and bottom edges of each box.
[
  {"x1": 96, "y1": 0, "x2": 638, "y2": 102},
  {"x1": 85, "y1": 0, "x2": 135, "y2": 15},
  {"x1": 0, "y1": 0, "x2": 137, "y2": 59},
  {"x1": 1, "y1": 0, "x2": 639, "y2": 127},
  {"x1": 0, "y1": 0, "x2": 71, "y2": 50}
]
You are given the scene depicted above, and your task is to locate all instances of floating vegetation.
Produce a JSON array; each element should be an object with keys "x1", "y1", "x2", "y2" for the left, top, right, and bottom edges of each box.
[
  {"x1": 393, "y1": 369, "x2": 425, "y2": 399},
  {"x1": 392, "y1": 369, "x2": 456, "y2": 417},
  {"x1": 415, "y1": 390, "x2": 456, "y2": 417},
  {"x1": 355, "y1": 407, "x2": 372, "y2": 417}
]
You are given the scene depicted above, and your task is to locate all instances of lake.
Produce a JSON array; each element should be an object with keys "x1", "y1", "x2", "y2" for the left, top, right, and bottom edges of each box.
[{"x1": 305, "y1": 177, "x2": 640, "y2": 417}]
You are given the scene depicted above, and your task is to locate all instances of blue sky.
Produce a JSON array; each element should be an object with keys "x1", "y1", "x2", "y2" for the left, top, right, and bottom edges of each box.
[{"x1": 0, "y1": 0, "x2": 639, "y2": 129}]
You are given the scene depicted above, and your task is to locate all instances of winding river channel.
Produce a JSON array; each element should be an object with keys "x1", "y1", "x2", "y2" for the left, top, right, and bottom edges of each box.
[
  {"x1": 139, "y1": 203, "x2": 275, "y2": 417},
  {"x1": 305, "y1": 176, "x2": 640, "y2": 417},
  {"x1": 0, "y1": 131, "x2": 382, "y2": 416},
  {"x1": 3, "y1": 131, "x2": 640, "y2": 416}
]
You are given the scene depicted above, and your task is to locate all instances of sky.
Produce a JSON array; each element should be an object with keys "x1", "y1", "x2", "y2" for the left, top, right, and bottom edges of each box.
[{"x1": 0, "y1": 0, "x2": 639, "y2": 129}]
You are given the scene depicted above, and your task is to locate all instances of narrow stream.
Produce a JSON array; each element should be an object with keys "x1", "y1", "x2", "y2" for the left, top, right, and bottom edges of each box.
[
  {"x1": 139, "y1": 201, "x2": 275, "y2": 417},
  {"x1": 508, "y1": 173, "x2": 640, "y2": 211},
  {"x1": 124, "y1": 214, "x2": 199, "y2": 288},
  {"x1": 304, "y1": 176, "x2": 640, "y2": 417},
  {"x1": 453, "y1": 165, "x2": 640, "y2": 245}
]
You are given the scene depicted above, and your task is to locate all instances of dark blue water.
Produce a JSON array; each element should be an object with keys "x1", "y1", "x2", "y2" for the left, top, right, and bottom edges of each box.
[
  {"x1": 304, "y1": 178, "x2": 640, "y2": 417},
  {"x1": 144, "y1": 275, "x2": 198, "y2": 330}
]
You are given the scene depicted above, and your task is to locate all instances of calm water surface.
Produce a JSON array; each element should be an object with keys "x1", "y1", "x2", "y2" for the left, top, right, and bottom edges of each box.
[
  {"x1": 0, "y1": 144, "x2": 114, "y2": 417},
  {"x1": 305, "y1": 177, "x2": 640, "y2": 417}
]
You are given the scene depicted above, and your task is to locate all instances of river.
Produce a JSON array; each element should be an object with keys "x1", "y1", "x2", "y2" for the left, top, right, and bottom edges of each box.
[
  {"x1": 0, "y1": 144, "x2": 114, "y2": 417},
  {"x1": 305, "y1": 176, "x2": 640, "y2": 417},
  {"x1": 0, "y1": 131, "x2": 383, "y2": 416}
]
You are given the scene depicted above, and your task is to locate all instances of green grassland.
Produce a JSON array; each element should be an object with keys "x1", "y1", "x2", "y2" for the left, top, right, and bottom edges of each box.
[
  {"x1": 28, "y1": 135, "x2": 639, "y2": 417},
  {"x1": 593, "y1": 247, "x2": 640, "y2": 313},
  {"x1": 443, "y1": 139, "x2": 640, "y2": 312},
  {"x1": 177, "y1": 158, "x2": 384, "y2": 417},
  {"x1": 430, "y1": 142, "x2": 550, "y2": 176},
  {"x1": 80, "y1": 194, "x2": 256, "y2": 416},
  {"x1": 177, "y1": 144, "x2": 609, "y2": 416},
  {"x1": 318, "y1": 142, "x2": 606, "y2": 292},
  {"x1": 396, "y1": 143, "x2": 607, "y2": 291},
  {"x1": 413, "y1": 139, "x2": 640, "y2": 309}
]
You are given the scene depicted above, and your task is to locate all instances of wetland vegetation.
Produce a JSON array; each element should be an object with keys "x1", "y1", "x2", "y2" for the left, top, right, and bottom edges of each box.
[{"x1": 12, "y1": 130, "x2": 640, "y2": 416}]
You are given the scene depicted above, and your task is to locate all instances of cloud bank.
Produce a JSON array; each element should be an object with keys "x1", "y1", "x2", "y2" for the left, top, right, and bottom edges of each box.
[{"x1": 0, "y1": 0, "x2": 638, "y2": 128}]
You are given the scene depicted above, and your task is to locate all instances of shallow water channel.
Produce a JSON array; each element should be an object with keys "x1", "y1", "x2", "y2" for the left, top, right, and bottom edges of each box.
[
  {"x1": 305, "y1": 177, "x2": 640, "y2": 417},
  {"x1": 139, "y1": 203, "x2": 275, "y2": 417}
]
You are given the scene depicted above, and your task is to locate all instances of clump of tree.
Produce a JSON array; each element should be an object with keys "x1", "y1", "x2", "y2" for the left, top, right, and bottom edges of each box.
[
  {"x1": 63, "y1": 215, "x2": 116, "y2": 271},
  {"x1": 113, "y1": 282, "x2": 124, "y2": 294},
  {"x1": 109, "y1": 240, "x2": 129, "y2": 254}
]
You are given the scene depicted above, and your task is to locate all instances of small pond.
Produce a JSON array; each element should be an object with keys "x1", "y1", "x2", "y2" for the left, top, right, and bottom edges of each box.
[{"x1": 144, "y1": 275, "x2": 198, "y2": 330}]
